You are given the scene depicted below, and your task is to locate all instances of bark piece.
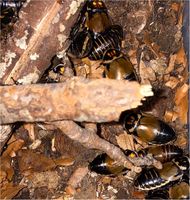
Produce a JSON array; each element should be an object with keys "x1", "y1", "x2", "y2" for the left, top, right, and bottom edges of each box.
[{"x1": 0, "y1": 77, "x2": 153, "y2": 124}]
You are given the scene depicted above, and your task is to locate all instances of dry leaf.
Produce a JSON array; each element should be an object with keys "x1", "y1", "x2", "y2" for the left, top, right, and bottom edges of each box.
[
  {"x1": 53, "y1": 157, "x2": 75, "y2": 166},
  {"x1": 0, "y1": 182, "x2": 26, "y2": 199},
  {"x1": 116, "y1": 133, "x2": 135, "y2": 151},
  {"x1": 175, "y1": 46, "x2": 187, "y2": 67},
  {"x1": 2, "y1": 139, "x2": 24, "y2": 158},
  {"x1": 177, "y1": 95, "x2": 188, "y2": 124},
  {"x1": 17, "y1": 149, "x2": 74, "y2": 174}
]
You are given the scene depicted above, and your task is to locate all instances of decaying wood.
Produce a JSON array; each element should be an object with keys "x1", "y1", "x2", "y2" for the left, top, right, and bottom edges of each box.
[
  {"x1": 52, "y1": 121, "x2": 162, "y2": 171},
  {"x1": 0, "y1": 0, "x2": 84, "y2": 152},
  {"x1": 0, "y1": 0, "x2": 83, "y2": 84},
  {"x1": 0, "y1": 77, "x2": 153, "y2": 124}
]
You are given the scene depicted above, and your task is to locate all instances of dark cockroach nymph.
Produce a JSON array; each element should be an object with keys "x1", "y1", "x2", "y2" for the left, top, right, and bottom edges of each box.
[
  {"x1": 138, "y1": 144, "x2": 183, "y2": 163},
  {"x1": 134, "y1": 156, "x2": 189, "y2": 191},
  {"x1": 123, "y1": 112, "x2": 176, "y2": 145},
  {"x1": 145, "y1": 189, "x2": 170, "y2": 199},
  {"x1": 89, "y1": 150, "x2": 137, "y2": 175},
  {"x1": 102, "y1": 49, "x2": 138, "y2": 81}
]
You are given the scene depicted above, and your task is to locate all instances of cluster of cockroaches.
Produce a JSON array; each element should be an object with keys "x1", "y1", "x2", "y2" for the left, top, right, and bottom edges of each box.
[{"x1": 65, "y1": 0, "x2": 189, "y2": 199}]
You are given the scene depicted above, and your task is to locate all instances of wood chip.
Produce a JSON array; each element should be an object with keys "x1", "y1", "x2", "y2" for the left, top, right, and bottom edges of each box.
[
  {"x1": 165, "y1": 54, "x2": 177, "y2": 74},
  {"x1": 164, "y1": 110, "x2": 178, "y2": 122},
  {"x1": 175, "y1": 46, "x2": 187, "y2": 67},
  {"x1": 174, "y1": 83, "x2": 189, "y2": 105},
  {"x1": 165, "y1": 76, "x2": 180, "y2": 89}
]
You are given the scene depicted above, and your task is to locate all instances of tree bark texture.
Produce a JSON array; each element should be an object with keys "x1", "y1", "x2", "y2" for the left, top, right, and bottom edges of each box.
[
  {"x1": 0, "y1": 0, "x2": 84, "y2": 152},
  {"x1": 0, "y1": 0, "x2": 84, "y2": 85},
  {"x1": 0, "y1": 77, "x2": 153, "y2": 124}
]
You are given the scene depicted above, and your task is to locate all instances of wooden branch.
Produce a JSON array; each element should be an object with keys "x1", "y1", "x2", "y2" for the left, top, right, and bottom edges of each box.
[
  {"x1": 0, "y1": 77, "x2": 153, "y2": 124},
  {"x1": 52, "y1": 121, "x2": 162, "y2": 171}
]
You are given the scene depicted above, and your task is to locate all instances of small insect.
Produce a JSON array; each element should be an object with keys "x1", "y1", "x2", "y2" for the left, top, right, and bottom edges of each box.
[
  {"x1": 146, "y1": 189, "x2": 170, "y2": 199},
  {"x1": 89, "y1": 150, "x2": 137, "y2": 175},
  {"x1": 102, "y1": 49, "x2": 138, "y2": 81},
  {"x1": 138, "y1": 144, "x2": 183, "y2": 163},
  {"x1": 123, "y1": 112, "x2": 176, "y2": 145},
  {"x1": 134, "y1": 156, "x2": 189, "y2": 191}
]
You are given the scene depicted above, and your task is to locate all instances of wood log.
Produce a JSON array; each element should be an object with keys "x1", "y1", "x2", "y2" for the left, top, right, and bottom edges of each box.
[{"x1": 0, "y1": 77, "x2": 153, "y2": 124}]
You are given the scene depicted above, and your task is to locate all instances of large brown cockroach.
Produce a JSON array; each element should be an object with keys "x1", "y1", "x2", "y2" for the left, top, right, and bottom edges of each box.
[
  {"x1": 89, "y1": 150, "x2": 137, "y2": 175},
  {"x1": 102, "y1": 49, "x2": 138, "y2": 81},
  {"x1": 138, "y1": 144, "x2": 183, "y2": 163},
  {"x1": 123, "y1": 112, "x2": 176, "y2": 145},
  {"x1": 69, "y1": 0, "x2": 112, "y2": 40}
]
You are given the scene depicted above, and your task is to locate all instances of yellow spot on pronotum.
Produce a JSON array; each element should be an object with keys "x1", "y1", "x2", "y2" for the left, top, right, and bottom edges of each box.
[
  {"x1": 60, "y1": 67, "x2": 65, "y2": 75},
  {"x1": 129, "y1": 153, "x2": 136, "y2": 158}
]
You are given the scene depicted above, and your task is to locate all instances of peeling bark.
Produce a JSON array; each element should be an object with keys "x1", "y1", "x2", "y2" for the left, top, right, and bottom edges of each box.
[
  {"x1": 0, "y1": 77, "x2": 153, "y2": 124},
  {"x1": 0, "y1": 0, "x2": 84, "y2": 153}
]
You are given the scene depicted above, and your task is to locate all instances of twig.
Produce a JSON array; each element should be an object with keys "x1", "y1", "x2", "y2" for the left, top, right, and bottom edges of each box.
[
  {"x1": 0, "y1": 77, "x2": 153, "y2": 124},
  {"x1": 52, "y1": 120, "x2": 162, "y2": 171}
]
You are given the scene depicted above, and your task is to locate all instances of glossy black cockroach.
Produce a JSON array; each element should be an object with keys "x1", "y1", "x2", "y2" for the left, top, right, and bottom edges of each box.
[
  {"x1": 0, "y1": 0, "x2": 24, "y2": 9},
  {"x1": 101, "y1": 49, "x2": 138, "y2": 81},
  {"x1": 123, "y1": 112, "x2": 176, "y2": 145},
  {"x1": 88, "y1": 25, "x2": 123, "y2": 61},
  {"x1": 138, "y1": 144, "x2": 183, "y2": 163},
  {"x1": 0, "y1": 0, "x2": 25, "y2": 32},
  {"x1": 69, "y1": 0, "x2": 112, "y2": 40},
  {"x1": 68, "y1": 24, "x2": 123, "y2": 60},
  {"x1": 146, "y1": 189, "x2": 169, "y2": 199},
  {"x1": 89, "y1": 150, "x2": 137, "y2": 175},
  {"x1": 134, "y1": 156, "x2": 189, "y2": 191}
]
